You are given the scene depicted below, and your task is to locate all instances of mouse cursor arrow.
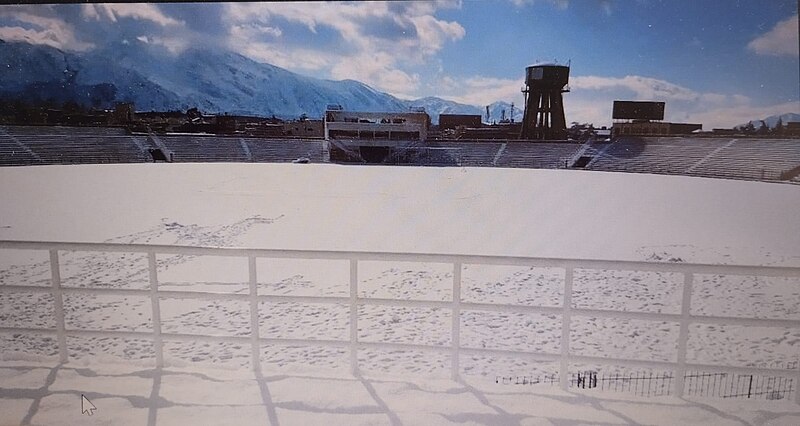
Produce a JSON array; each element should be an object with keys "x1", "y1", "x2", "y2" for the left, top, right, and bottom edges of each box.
[{"x1": 81, "y1": 394, "x2": 97, "y2": 416}]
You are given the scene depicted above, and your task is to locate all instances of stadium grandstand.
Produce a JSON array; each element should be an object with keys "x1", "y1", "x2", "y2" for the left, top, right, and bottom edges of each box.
[{"x1": 1, "y1": 125, "x2": 799, "y2": 184}]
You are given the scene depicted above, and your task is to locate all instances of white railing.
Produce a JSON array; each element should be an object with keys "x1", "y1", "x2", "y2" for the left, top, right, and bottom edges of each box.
[{"x1": 1, "y1": 240, "x2": 799, "y2": 403}]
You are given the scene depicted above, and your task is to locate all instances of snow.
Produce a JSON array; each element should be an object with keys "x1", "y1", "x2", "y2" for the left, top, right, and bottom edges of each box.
[
  {"x1": 571, "y1": 269, "x2": 683, "y2": 314},
  {"x1": 0, "y1": 292, "x2": 56, "y2": 329},
  {"x1": 160, "y1": 373, "x2": 263, "y2": 405},
  {"x1": 32, "y1": 394, "x2": 148, "y2": 426},
  {"x1": 0, "y1": 397, "x2": 34, "y2": 424},
  {"x1": 47, "y1": 369, "x2": 152, "y2": 397},
  {"x1": 1, "y1": 163, "x2": 799, "y2": 424},
  {"x1": 160, "y1": 298, "x2": 250, "y2": 337},
  {"x1": 462, "y1": 265, "x2": 563, "y2": 307},
  {"x1": 528, "y1": 62, "x2": 564, "y2": 68},
  {"x1": 260, "y1": 301, "x2": 349, "y2": 340},
  {"x1": 257, "y1": 258, "x2": 349, "y2": 297},
  {"x1": 158, "y1": 406, "x2": 269, "y2": 426},
  {"x1": 0, "y1": 367, "x2": 50, "y2": 389},
  {"x1": 1, "y1": 163, "x2": 798, "y2": 265},
  {"x1": 0, "y1": 362, "x2": 797, "y2": 425}
]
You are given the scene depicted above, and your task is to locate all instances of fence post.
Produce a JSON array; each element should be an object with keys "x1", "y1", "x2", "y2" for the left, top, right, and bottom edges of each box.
[
  {"x1": 248, "y1": 256, "x2": 261, "y2": 373},
  {"x1": 451, "y1": 262, "x2": 462, "y2": 381},
  {"x1": 49, "y1": 250, "x2": 68, "y2": 363},
  {"x1": 674, "y1": 272, "x2": 693, "y2": 397},
  {"x1": 350, "y1": 259, "x2": 359, "y2": 376},
  {"x1": 560, "y1": 267, "x2": 573, "y2": 391},
  {"x1": 795, "y1": 362, "x2": 800, "y2": 405},
  {"x1": 148, "y1": 252, "x2": 163, "y2": 368}
]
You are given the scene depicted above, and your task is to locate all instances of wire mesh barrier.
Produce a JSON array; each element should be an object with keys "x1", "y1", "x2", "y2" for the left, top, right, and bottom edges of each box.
[
  {"x1": 564, "y1": 367, "x2": 796, "y2": 400},
  {"x1": 495, "y1": 375, "x2": 558, "y2": 386},
  {"x1": 0, "y1": 240, "x2": 799, "y2": 405},
  {"x1": 685, "y1": 371, "x2": 796, "y2": 400},
  {"x1": 569, "y1": 371, "x2": 674, "y2": 397}
]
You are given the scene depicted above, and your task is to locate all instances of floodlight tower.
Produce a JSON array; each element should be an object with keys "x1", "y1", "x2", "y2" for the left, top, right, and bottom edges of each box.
[{"x1": 520, "y1": 63, "x2": 570, "y2": 140}]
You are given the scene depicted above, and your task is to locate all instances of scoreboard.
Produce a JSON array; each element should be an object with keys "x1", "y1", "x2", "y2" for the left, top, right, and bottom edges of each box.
[{"x1": 612, "y1": 101, "x2": 665, "y2": 120}]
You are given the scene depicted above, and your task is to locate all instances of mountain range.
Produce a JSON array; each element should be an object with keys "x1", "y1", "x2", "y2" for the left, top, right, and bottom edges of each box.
[
  {"x1": 739, "y1": 113, "x2": 800, "y2": 129},
  {"x1": 0, "y1": 39, "x2": 793, "y2": 127},
  {"x1": 0, "y1": 39, "x2": 511, "y2": 124}
]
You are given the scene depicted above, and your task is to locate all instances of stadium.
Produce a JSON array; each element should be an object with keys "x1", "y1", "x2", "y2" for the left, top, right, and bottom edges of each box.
[{"x1": 1, "y1": 2, "x2": 800, "y2": 426}]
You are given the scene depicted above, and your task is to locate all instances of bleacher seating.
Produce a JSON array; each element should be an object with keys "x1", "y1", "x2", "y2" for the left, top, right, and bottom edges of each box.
[
  {"x1": 585, "y1": 137, "x2": 800, "y2": 184},
  {"x1": 1, "y1": 126, "x2": 127, "y2": 137},
  {"x1": 497, "y1": 142, "x2": 583, "y2": 169},
  {"x1": 1, "y1": 125, "x2": 799, "y2": 185},
  {"x1": 0, "y1": 130, "x2": 40, "y2": 166},
  {"x1": 586, "y1": 137, "x2": 722, "y2": 175},
  {"x1": 438, "y1": 141, "x2": 504, "y2": 167},
  {"x1": 244, "y1": 138, "x2": 323, "y2": 163},
  {"x1": 693, "y1": 139, "x2": 800, "y2": 181},
  {"x1": 393, "y1": 142, "x2": 459, "y2": 166},
  {"x1": 0, "y1": 126, "x2": 149, "y2": 165},
  {"x1": 159, "y1": 135, "x2": 248, "y2": 163}
]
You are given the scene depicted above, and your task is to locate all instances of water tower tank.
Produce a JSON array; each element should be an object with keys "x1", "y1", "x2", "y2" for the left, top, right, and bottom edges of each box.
[
  {"x1": 525, "y1": 64, "x2": 570, "y2": 88},
  {"x1": 521, "y1": 63, "x2": 570, "y2": 140}
]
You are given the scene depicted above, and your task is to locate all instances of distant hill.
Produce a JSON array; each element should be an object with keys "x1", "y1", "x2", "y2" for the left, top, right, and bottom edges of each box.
[{"x1": 739, "y1": 112, "x2": 800, "y2": 129}]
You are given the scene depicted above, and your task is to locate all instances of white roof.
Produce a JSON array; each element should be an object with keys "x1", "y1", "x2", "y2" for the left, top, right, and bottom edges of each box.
[{"x1": 527, "y1": 62, "x2": 567, "y2": 68}]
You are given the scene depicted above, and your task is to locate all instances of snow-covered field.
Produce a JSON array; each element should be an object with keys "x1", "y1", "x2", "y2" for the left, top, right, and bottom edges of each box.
[{"x1": 1, "y1": 163, "x2": 799, "y2": 424}]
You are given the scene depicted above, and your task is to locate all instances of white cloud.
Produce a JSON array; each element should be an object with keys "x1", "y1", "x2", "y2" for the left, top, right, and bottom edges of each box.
[
  {"x1": 227, "y1": 24, "x2": 330, "y2": 71},
  {"x1": 222, "y1": 2, "x2": 464, "y2": 94},
  {"x1": 81, "y1": 4, "x2": 183, "y2": 27},
  {"x1": 442, "y1": 76, "x2": 523, "y2": 106},
  {"x1": 330, "y1": 52, "x2": 421, "y2": 95},
  {"x1": 747, "y1": 14, "x2": 799, "y2": 57},
  {"x1": 0, "y1": 7, "x2": 93, "y2": 51},
  {"x1": 236, "y1": 41, "x2": 332, "y2": 72},
  {"x1": 133, "y1": 34, "x2": 188, "y2": 54},
  {"x1": 570, "y1": 75, "x2": 701, "y2": 101},
  {"x1": 235, "y1": 24, "x2": 282, "y2": 38},
  {"x1": 409, "y1": 14, "x2": 466, "y2": 56}
]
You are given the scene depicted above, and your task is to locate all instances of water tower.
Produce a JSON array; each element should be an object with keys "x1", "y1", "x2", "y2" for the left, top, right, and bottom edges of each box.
[{"x1": 520, "y1": 63, "x2": 570, "y2": 140}]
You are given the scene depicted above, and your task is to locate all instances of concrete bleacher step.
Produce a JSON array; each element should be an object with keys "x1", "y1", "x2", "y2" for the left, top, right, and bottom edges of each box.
[{"x1": 2, "y1": 126, "x2": 799, "y2": 185}]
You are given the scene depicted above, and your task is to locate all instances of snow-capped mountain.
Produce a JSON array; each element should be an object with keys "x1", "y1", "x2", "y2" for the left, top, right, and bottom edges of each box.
[
  {"x1": 401, "y1": 98, "x2": 525, "y2": 124},
  {"x1": 0, "y1": 39, "x2": 185, "y2": 112},
  {"x1": 739, "y1": 113, "x2": 800, "y2": 129},
  {"x1": 0, "y1": 39, "x2": 410, "y2": 119},
  {"x1": 0, "y1": 39, "x2": 523, "y2": 124},
  {"x1": 486, "y1": 101, "x2": 524, "y2": 124},
  {"x1": 401, "y1": 96, "x2": 482, "y2": 124}
]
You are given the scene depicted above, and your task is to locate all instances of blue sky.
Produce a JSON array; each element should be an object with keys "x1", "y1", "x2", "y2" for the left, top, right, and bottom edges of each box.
[{"x1": 0, "y1": 1, "x2": 797, "y2": 127}]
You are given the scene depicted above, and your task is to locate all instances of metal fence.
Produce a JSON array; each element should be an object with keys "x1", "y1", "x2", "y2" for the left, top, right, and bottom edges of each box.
[
  {"x1": 685, "y1": 370, "x2": 796, "y2": 400},
  {"x1": 570, "y1": 371, "x2": 674, "y2": 397},
  {"x1": 565, "y1": 368, "x2": 796, "y2": 400},
  {"x1": 497, "y1": 367, "x2": 796, "y2": 401},
  {"x1": 1, "y1": 239, "x2": 799, "y2": 404}
]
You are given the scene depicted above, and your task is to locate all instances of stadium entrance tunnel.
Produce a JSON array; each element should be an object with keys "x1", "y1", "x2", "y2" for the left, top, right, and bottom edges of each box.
[
  {"x1": 359, "y1": 146, "x2": 391, "y2": 164},
  {"x1": 571, "y1": 156, "x2": 593, "y2": 168},
  {"x1": 607, "y1": 137, "x2": 646, "y2": 159}
]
